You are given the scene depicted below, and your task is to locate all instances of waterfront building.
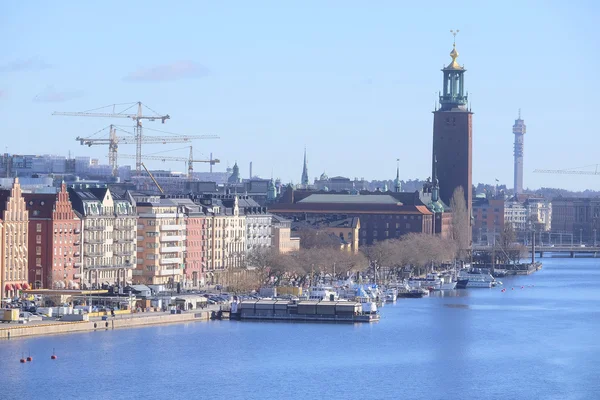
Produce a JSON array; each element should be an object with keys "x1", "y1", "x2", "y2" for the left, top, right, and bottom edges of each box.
[
  {"x1": 292, "y1": 216, "x2": 360, "y2": 253},
  {"x1": 513, "y1": 110, "x2": 526, "y2": 195},
  {"x1": 239, "y1": 196, "x2": 272, "y2": 252},
  {"x1": 525, "y1": 198, "x2": 552, "y2": 232},
  {"x1": 271, "y1": 215, "x2": 300, "y2": 254},
  {"x1": 68, "y1": 186, "x2": 137, "y2": 289},
  {"x1": 270, "y1": 188, "x2": 433, "y2": 246},
  {"x1": 472, "y1": 197, "x2": 505, "y2": 244},
  {"x1": 0, "y1": 178, "x2": 29, "y2": 299},
  {"x1": 135, "y1": 197, "x2": 187, "y2": 287},
  {"x1": 551, "y1": 197, "x2": 600, "y2": 244},
  {"x1": 24, "y1": 183, "x2": 82, "y2": 289},
  {"x1": 504, "y1": 201, "x2": 528, "y2": 231},
  {"x1": 432, "y1": 34, "x2": 473, "y2": 242}
]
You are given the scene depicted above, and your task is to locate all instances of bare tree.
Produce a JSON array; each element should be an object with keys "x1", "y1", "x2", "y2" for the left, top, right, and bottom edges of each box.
[
  {"x1": 294, "y1": 227, "x2": 341, "y2": 249},
  {"x1": 496, "y1": 224, "x2": 527, "y2": 265},
  {"x1": 450, "y1": 186, "x2": 470, "y2": 259},
  {"x1": 244, "y1": 248, "x2": 280, "y2": 285}
]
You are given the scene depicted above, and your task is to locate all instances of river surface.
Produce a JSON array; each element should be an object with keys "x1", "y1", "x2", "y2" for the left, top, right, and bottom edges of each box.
[{"x1": 1, "y1": 258, "x2": 599, "y2": 400}]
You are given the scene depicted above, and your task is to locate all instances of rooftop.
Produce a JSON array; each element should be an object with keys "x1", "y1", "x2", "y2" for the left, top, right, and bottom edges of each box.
[{"x1": 298, "y1": 194, "x2": 401, "y2": 205}]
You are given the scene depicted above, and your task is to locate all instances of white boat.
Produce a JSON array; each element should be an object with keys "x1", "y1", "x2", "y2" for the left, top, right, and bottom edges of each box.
[
  {"x1": 308, "y1": 286, "x2": 339, "y2": 301},
  {"x1": 408, "y1": 273, "x2": 456, "y2": 291},
  {"x1": 457, "y1": 269, "x2": 495, "y2": 288},
  {"x1": 384, "y1": 288, "x2": 397, "y2": 303}
]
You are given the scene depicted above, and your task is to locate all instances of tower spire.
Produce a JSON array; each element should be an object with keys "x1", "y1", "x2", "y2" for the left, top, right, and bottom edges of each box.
[
  {"x1": 301, "y1": 147, "x2": 309, "y2": 186},
  {"x1": 394, "y1": 159, "x2": 401, "y2": 193}
]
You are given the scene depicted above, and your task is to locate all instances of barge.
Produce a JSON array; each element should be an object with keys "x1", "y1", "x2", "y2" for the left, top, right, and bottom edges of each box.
[{"x1": 230, "y1": 300, "x2": 379, "y2": 323}]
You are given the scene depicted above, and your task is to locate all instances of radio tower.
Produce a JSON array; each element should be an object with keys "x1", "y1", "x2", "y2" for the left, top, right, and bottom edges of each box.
[{"x1": 513, "y1": 109, "x2": 526, "y2": 195}]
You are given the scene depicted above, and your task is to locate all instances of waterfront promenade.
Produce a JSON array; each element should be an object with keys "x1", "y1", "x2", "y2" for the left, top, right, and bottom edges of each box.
[{"x1": 0, "y1": 305, "x2": 220, "y2": 339}]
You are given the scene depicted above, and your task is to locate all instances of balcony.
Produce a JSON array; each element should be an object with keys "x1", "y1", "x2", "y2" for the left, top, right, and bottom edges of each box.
[
  {"x1": 114, "y1": 225, "x2": 132, "y2": 231},
  {"x1": 74, "y1": 262, "x2": 82, "y2": 267},
  {"x1": 160, "y1": 257, "x2": 183, "y2": 265},
  {"x1": 74, "y1": 229, "x2": 81, "y2": 234},
  {"x1": 156, "y1": 268, "x2": 183, "y2": 277},
  {"x1": 160, "y1": 225, "x2": 182, "y2": 231},
  {"x1": 116, "y1": 237, "x2": 135, "y2": 243},
  {"x1": 115, "y1": 251, "x2": 133, "y2": 256},
  {"x1": 160, "y1": 235, "x2": 184, "y2": 242},
  {"x1": 87, "y1": 226, "x2": 105, "y2": 231},
  {"x1": 84, "y1": 238, "x2": 104, "y2": 244},
  {"x1": 74, "y1": 252, "x2": 80, "y2": 257},
  {"x1": 74, "y1": 241, "x2": 80, "y2": 246},
  {"x1": 159, "y1": 246, "x2": 185, "y2": 253},
  {"x1": 86, "y1": 251, "x2": 105, "y2": 257},
  {"x1": 74, "y1": 273, "x2": 81, "y2": 279}
]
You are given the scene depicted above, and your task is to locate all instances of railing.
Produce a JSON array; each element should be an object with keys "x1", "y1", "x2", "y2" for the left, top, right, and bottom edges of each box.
[
  {"x1": 156, "y1": 268, "x2": 183, "y2": 276},
  {"x1": 160, "y1": 235, "x2": 184, "y2": 242},
  {"x1": 84, "y1": 238, "x2": 104, "y2": 244},
  {"x1": 116, "y1": 237, "x2": 135, "y2": 243},
  {"x1": 86, "y1": 226, "x2": 105, "y2": 231},
  {"x1": 115, "y1": 251, "x2": 133, "y2": 256},
  {"x1": 160, "y1": 257, "x2": 183, "y2": 265},
  {"x1": 160, "y1": 225, "x2": 182, "y2": 231},
  {"x1": 159, "y1": 246, "x2": 185, "y2": 253},
  {"x1": 86, "y1": 251, "x2": 105, "y2": 257}
]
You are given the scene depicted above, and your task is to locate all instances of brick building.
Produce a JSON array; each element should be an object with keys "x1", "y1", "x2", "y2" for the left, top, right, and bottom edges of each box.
[
  {"x1": 552, "y1": 197, "x2": 600, "y2": 244},
  {"x1": 24, "y1": 183, "x2": 82, "y2": 289},
  {"x1": 270, "y1": 189, "x2": 433, "y2": 246},
  {"x1": 472, "y1": 197, "x2": 505, "y2": 244},
  {"x1": 0, "y1": 178, "x2": 29, "y2": 299}
]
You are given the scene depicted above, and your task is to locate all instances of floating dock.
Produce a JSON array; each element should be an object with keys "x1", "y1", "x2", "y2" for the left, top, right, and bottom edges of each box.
[{"x1": 229, "y1": 300, "x2": 380, "y2": 323}]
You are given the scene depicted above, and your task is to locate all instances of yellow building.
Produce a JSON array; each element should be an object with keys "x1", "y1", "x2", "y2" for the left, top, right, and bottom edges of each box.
[
  {"x1": 135, "y1": 197, "x2": 187, "y2": 286},
  {"x1": 322, "y1": 217, "x2": 360, "y2": 253},
  {"x1": 272, "y1": 215, "x2": 300, "y2": 254},
  {"x1": 0, "y1": 178, "x2": 29, "y2": 299}
]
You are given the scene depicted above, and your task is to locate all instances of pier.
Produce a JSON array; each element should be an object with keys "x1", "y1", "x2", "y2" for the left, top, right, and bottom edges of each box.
[{"x1": 473, "y1": 245, "x2": 600, "y2": 258}]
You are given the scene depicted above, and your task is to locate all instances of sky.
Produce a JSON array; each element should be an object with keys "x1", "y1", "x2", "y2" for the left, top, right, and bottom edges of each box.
[{"x1": 1, "y1": 1, "x2": 599, "y2": 191}]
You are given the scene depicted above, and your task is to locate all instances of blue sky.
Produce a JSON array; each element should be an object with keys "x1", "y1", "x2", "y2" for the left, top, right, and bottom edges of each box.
[{"x1": 1, "y1": 1, "x2": 598, "y2": 190}]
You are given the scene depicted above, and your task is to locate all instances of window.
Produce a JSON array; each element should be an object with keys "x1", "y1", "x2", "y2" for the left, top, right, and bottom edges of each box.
[
  {"x1": 36, "y1": 223, "x2": 42, "y2": 232},
  {"x1": 36, "y1": 235, "x2": 42, "y2": 244},
  {"x1": 36, "y1": 246, "x2": 42, "y2": 255}
]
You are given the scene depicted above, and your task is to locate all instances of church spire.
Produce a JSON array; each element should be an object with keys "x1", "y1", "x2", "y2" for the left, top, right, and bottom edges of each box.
[
  {"x1": 394, "y1": 159, "x2": 401, "y2": 193},
  {"x1": 301, "y1": 148, "x2": 309, "y2": 186}
]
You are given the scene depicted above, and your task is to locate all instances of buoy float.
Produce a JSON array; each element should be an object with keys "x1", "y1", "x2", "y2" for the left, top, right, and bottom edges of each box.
[
  {"x1": 20, "y1": 353, "x2": 26, "y2": 363},
  {"x1": 521, "y1": 286, "x2": 524, "y2": 289},
  {"x1": 51, "y1": 348, "x2": 57, "y2": 360},
  {"x1": 512, "y1": 287, "x2": 514, "y2": 290}
]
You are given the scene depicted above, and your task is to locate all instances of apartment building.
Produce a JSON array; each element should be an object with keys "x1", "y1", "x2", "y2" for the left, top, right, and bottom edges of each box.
[
  {"x1": 272, "y1": 215, "x2": 300, "y2": 254},
  {"x1": 68, "y1": 186, "x2": 137, "y2": 289},
  {"x1": 239, "y1": 196, "x2": 272, "y2": 252},
  {"x1": 0, "y1": 178, "x2": 29, "y2": 299},
  {"x1": 24, "y1": 183, "x2": 82, "y2": 289},
  {"x1": 135, "y1": 197, "x2": 187, "y2": 287}
]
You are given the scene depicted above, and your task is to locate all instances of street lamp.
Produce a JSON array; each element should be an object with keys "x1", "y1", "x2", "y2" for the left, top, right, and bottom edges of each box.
[
  {"x1": 580, "y1": 229, "x2": 583, "y2": 245},
  {"x1": 594, "y1": 229, "x2": 597, "y2": 247}
]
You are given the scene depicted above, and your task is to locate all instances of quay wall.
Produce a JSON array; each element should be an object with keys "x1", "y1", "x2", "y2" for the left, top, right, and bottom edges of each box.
[{"x1": 0, "y1": 312, "x2": 210, "y2": 340}]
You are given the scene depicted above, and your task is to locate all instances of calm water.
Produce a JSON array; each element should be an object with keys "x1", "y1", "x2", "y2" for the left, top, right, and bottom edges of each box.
[{"x1": 1, "y1": 258, "x2": 599, "y2": 400}]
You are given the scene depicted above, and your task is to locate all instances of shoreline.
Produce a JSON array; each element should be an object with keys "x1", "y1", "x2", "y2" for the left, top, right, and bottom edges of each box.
[{"x1": 0, "y1": 311, "x2": 211, "y2": 340}]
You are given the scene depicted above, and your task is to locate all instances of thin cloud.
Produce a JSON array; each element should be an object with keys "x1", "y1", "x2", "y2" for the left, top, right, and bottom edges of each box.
[
  {"x1": 125, "y1": 60, "x2": 210, "y2": 82},
  {"x1": 0, "y1": 57, "x2": 51, "y2": 72},
  {"x1": 33, "y1": 86, "x2": 83, "y2": 103}
]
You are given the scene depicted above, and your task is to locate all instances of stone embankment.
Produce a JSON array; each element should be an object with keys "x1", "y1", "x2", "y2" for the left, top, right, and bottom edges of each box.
[{"x1": 0, "y1": 311, "x2": 210, "y2": 340}]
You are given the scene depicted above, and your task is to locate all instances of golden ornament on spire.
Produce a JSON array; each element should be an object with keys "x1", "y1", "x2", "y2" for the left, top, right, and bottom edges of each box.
[{"x1": 447, "y1": 29, "x2": 463, "y2": 70}]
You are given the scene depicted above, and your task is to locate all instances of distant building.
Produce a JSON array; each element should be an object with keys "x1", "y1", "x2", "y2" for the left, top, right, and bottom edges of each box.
[
  {"x1": 504, "y1": 201, "x2": 527, "y2": 231},
  {"x1": 24, "y1": 183, "x2": 82, "y2": 289},
  {"x1": 301, "y1": 149, "x2": 309, "y2": 187},
  {"x1": 551, "y1": 197, "x2": 600, "y2": 244},
  {"x1": 270, "y1": 189, "x2": 433, "y2": 246},
  {"x1": 292, "y1": 216, "x2": 361, "y2": 253},
  {"x1": 238, "y1": 197, "x2": 272, "y2": 252},
  {"x1": 0, "y1": 179, "x2": 29, "y2": 299},
  {"x1": 271, "y1": 215, "x2": 300, "y2": 254},
  {"x1": 313, "y1": 175, "x2": 368, "y2": 192},
  {"x1": 68, "y1": 186, "x2": 137, "y2": 289},
  {"x1": 472, "y1": 197, "x2": 505, "y2": 244},
  {"x1": 524, "y1": 198, "x2": 551, "y2": 232}
]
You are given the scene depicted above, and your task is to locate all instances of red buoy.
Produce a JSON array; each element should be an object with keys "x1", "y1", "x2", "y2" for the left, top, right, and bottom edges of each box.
[
  {"x1": 27, "y1": 356, "x2": 32, "y2": 362},
  {"x1": 20, "y1": 358, "x2": 26, "y2": 363},
  {"x1": 51, "y1": 348, "x2": 57, "y2": 360},
  {"x1": 512, "y1": 287, "x2": 514, "y2": 290}
]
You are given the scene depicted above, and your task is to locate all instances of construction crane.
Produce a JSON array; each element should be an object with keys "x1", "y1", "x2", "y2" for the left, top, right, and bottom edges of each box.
[
  {"x1": 534, "y1": 165, "x2": 600, "y2": 176},
  {"x1": 75, "y1": 125, "x2": 217, "y2": 177},
  {"x1": 119, "y1": 146, "x2": 220, "y2": 180},
  {"x1": 54, "y1": 102, "x2": 170, "y2": 176},
  {"x1": 141, "y1": 162, "x2": 164, "y2": 194}
]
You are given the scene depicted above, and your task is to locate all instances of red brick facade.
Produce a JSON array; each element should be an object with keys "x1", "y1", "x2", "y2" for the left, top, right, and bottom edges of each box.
[
  {"x1": 185, "y1": 215, "x2": 206, "y2": 287},
  {"x1": 25, "y1": 183, "x2": 81, "y2": 289}
]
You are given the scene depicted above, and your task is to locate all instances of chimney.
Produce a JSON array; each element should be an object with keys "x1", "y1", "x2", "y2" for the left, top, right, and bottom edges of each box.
[{"x1": 249, "y1": 162, "x2": 253, "y2": 179}]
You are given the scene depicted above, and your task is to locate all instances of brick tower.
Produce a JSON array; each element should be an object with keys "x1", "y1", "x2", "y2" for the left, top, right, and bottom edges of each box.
[{"x1": 432, "y1": 32, "x2": 473, "y2": 227}]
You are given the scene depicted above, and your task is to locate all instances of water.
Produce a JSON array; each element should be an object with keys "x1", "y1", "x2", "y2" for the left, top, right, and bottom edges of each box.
[{"x1": 1, "y1": 258, "x2": 599, "y2": 400}]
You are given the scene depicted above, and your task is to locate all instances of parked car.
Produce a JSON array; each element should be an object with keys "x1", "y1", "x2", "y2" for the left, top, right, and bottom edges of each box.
[{"x1": 19, "y1": 312, "x2": 43, "y2": 323}]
